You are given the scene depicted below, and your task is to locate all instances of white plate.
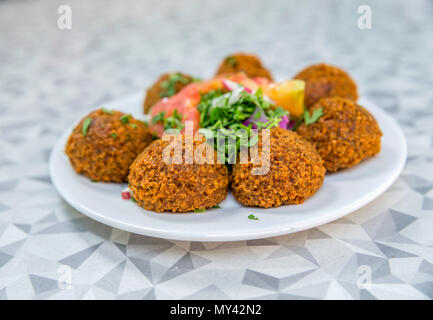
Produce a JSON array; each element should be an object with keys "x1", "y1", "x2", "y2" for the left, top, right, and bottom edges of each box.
[{"x1": 49, "y1": 94, "x2": 407, "y2": 241}]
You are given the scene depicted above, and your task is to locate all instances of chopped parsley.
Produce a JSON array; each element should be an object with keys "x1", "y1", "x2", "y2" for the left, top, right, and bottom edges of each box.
[
  {"x1": 194, "y1": 208, "x2": 206, "y2": 213},
  {"x1": 101, "y1": 108, "x2": 114, "y2": 115},
  {"x1": 197, "y1": 88, "x2": 287, "y2": 164},
  {"x1": 159, "y1": 73, "x2": 192, "y2": 98},
  {"x1": 212, "y1": 205, "x2": 221, "y2": 209},
  {"x1": 151, "y1": 109, "x2": 184, "y2": 131},
  {"x1": 248, "y1": 214, "x2": 259, "y2": 220},
  {"x1": 291, "y1": 107, "x2": 323, "y2": 131},
  {"x1": 128, "y1": 123, "x2": 137, "y2": 129},
  {"x1": 151, "y1": 111, "x2": 165, "y2": 124},
  {"x1": 131, "y1": 196, "x2": 137, "y2": 203},
  {"x1": 81, "y1": 118, "x2": 92, "y2": 136},
  {"x1": 304, "y1": 108, "x2": 323, "y2": 125},
  {"x1": 120, "y1": 114, "x2": 131, "y2": 124},
  {"x1": 111, "y1": 133, "x2": 117, "y2": 138}
]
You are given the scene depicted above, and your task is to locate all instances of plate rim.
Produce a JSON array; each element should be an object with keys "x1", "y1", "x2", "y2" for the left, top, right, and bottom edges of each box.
[{"x1": 49, "y1": 95, "x2": 407, "y2": 241}]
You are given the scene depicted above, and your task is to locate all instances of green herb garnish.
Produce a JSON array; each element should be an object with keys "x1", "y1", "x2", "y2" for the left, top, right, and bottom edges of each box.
[
  {"x1": 128, "y1": 123, "x2": 137, "y2": 129},
  {"x1": 212, "y1": 205, "x2": 221, "y2": 209},
  {"x1": 151, "y1": 109, "x2": 184, "y2": 131},
  {"x1": 248, "y1": 214, "x2": 259, "y2": 220},
  {"x1": 290, "y1": 107, "x2": 323, "y2": 131},
  {"x1": 152, "y1": 111, "x2": 165, "y2": 125},
  {"x1": 111, "y1": 133, "x2": 117, "y2": 138},
  {"x1": 159, "y1": 73, "x2": 192, "y2": 98},
  {"x1": 194, "y1": 208, "x2": 206, "y2": 213},
  {"x1": 131, "y1": 196, "x2": 137, "y2": 203},
  {"x1": 138, "y1": 119, "x2": 149, "y2": 127},
  {"x1": 102, "y1": 108, "x2": 114, "y2": 115},
  {"x1": 304, "y1": 108, "x2": 323, "y2": 125},
  {"x1": 82, "y1": 118, "x2": 92, "y2": 136},
  {"x1": 197, "y1": 88, "x2": 287, "y2": 164},
  {"x1": 120, "y1": 114, "x2": 131, "y2": 124},
  {"x1": 226, "y1": 56, "x2": 237, "y2": 67}
]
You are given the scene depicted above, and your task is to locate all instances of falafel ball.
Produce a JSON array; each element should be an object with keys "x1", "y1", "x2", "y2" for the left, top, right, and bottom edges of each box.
[
  {"x1": 215, "y1": 53, "x2": 273, "y2": 81},
  {"x1": 294, "y1": 63, "x2": 358, "y2": 108},
  {"x1": 143, "y1": 72, "x2": 194, "y2": 113},
  {"x1": 128, "y1": 135, "x2": 229, "y2": 213},
  {"x1": 231, "y1": 127, "x2": 325, "y2": 208},
  {"x1": 65, "y1": 109, "x2": 153, "y2": 182},
  {"x1": 296, "y1": 97, "x2": 382, "y2": 172}
]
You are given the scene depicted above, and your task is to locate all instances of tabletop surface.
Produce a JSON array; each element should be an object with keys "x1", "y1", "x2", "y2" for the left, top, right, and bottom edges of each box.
[{"x1": 1, "y1": 0, "x2": 433, "y2": 300}]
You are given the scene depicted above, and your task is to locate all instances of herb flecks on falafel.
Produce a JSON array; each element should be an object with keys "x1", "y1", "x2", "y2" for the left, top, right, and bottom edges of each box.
[
  {"x1": 65, "y1": 109, "x2": 152, "y2": 182},
  {"x1": 296, "y1": 97, "x2": 382, "y2": 172},
  {"x1": 215, "y1": 53, "x2": 273, "y2": 81},
  {"x1": 143, "y1": 72, "x2": 195, "y2": 113}
]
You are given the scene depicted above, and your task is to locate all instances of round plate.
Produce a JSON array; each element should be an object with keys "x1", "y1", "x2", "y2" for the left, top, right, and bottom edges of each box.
[{"x1": 49, "y1": 94, "x2": 407, "y2": 241}]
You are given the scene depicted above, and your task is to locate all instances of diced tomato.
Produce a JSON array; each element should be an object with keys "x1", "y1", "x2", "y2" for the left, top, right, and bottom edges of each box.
[
  {"x1": 121, "y1": 188, "x2": 131, "y2": 200},
  {"x1": 148, "y1": 73, "x2": 294, "y2": 137}
]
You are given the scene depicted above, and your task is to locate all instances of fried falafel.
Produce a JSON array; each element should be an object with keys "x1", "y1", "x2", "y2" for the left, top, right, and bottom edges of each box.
[
  {"x1": 294, "y1": 63, "x2": 358, "y2": 108},
  {"x1": 143, "y1": 72, "x2": 194, "y2": 113},
  {"x1": 296, "y1": 97, "x2": 382, "y2": 172},
  {"x1": 215, "y1": 53, "x2": 273, "y2": 81},
  {"x1": 230, "y1": 127, "x2": 325, "y2": 208},
  {"x1": 128, "y1": 135, "x2": 229, "y2": 213},
  {"x1": 65, "y1": 109, "x2": 152, "y2": 182}
]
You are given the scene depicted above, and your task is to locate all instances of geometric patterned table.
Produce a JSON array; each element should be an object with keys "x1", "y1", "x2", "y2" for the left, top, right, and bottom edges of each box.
[{"x1": 1, "y1": 0, "x2": 432, "y2": 299}]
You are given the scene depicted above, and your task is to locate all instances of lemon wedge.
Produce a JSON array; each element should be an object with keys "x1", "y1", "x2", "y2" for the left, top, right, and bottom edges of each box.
[{"x1": 264, "y1": 80, "x2": 305, "y2": 117}]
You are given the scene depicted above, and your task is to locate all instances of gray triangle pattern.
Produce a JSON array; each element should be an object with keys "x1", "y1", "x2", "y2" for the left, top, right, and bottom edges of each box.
[
  {"x1": 59, "y1": 243, "x2": 103, "y2": 269},
  {"x1": 0, "y1": 240, "x2": 26, "y2": 256},
  {"x1": 242, "y1": 269, "x2": 280, "y2": 291},
  {"x1": 414, "y1": 282, "x2": 433, "y2": 299},
  {"x1": 128, "y1": 257, "x2": 154, "y2": 283},
  {"x1": 389, "y1": 210, "x2": 417, "y2": 231},
  {"x1": 186, "y1": 285, "x2": 230, "y2": 299},
  {"x1": 0, "y1": 252, "x2": 13, "y2": 268},
  {"x1": 375, "y1": 243, "x2": 417, "y2": 259},
  {"x1": 95, "y1": 260, "x2": 127, "y2": 294},
  {"x1": 422, "y1": 197, "x2": 433, "y2": 210},
  {"x1": 29, "y1": 275, "x2": 60, "y2": 294},
  {"x1": 157, "y1": 253, "x2": 210, "y2": 284}
]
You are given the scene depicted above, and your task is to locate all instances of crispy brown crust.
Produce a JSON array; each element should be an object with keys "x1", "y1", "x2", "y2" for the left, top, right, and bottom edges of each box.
[
  {"x1": 294, "y1": 63, "x2": 358, "y2": 108},
  {"x1": 230, "y1": 128, "x2": 325, "y2": 208},
  {"x1": 215, "y1": 53, "x2": 273, "y2": 81},
  {"x1": 65, "y1": 109, "x2": 152, "y2": 182},
  {"x1": 296, "y1": 97, "x2": 382, "y2": 172},
  {"x1": 143, "y1": 72, "x2": 193, "y2": 113},
  {"x1": 128, "y1": 136, "x2": 229, "y2": 213}
]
